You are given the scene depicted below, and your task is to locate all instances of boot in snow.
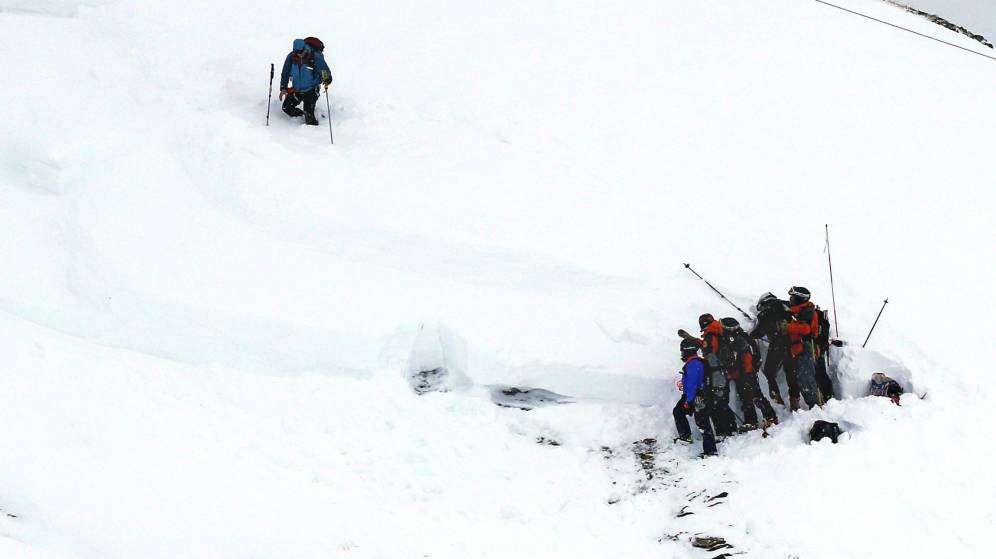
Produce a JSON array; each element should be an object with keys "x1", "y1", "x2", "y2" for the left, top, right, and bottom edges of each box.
[
  {"x1": 304, "y1": 112, "x2": 319, "y2": 126},
  {"x1": 770, "y1": 390, "x2": 785, "y2": 406},
  {"x1": 673, "y1": 436, "x2": 693, "y2": 445},
  {"x1": 737, "y1": 423, "x2": 757, "y2": 433},
  {"x1": 789, "y1": 396, "x2": 801, "y2": 412}
]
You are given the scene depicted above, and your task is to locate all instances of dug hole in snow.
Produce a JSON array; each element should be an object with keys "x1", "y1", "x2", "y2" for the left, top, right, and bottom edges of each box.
[{"x1": 405, "y1": 321, "x2": 473, "y2": 394}]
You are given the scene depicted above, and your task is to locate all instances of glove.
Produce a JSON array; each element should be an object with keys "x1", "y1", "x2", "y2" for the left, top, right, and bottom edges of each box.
[
  {"x1": 279, "y1": 88, "x2": 288, "y2": 101},
  {"x1": 683, "y1": 401, "x2": 694, "y2": 416},
  {"x1": 321, "y1": 70, "x2": 332, "y2": 86},
  {"x1": 776, "y1": 320, "x2": 788, "y2": 334},
  {"x1": 675, "y1": 376, "x2": 684, "y2": 391}
]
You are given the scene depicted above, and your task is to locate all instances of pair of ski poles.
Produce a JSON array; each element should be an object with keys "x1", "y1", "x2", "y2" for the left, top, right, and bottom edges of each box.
[{"x1": 266, "y1": 63, "x2": 334, "y2": 145}]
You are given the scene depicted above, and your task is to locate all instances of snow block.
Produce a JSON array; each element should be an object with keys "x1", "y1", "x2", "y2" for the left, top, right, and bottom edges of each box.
[
  {"x1": 831, "y1": 345, "x2": 913, "y2": 399},
  {"x1": 406, "y1": 322, "x2": 472, "y2": 394}
]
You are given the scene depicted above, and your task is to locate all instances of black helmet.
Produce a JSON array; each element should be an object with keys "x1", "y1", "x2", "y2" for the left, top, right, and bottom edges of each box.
[
  {"x1": 698, "y1": 313, "x2": 715, "y2": 330},
  {"x1": 757, "y1": 292, "x2": 778, "y2": 309},
  {"x1": 680, "y1": 338, "x2": 700, "y2": 357},
  {"x1": 721, "y1": 317, "x2": 740, "y2": 332},
  {"x1": 788, "y1": 286, "x2": 811, "y2": 305}
]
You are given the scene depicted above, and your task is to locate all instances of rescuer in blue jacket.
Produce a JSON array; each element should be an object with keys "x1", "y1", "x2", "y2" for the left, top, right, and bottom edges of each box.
[
  {"x1": 279, "y1": 37, "x2": 332, "y2": 125},
  {"x1": 672, "y1": 338, "x2": 718, "y2": 456}
]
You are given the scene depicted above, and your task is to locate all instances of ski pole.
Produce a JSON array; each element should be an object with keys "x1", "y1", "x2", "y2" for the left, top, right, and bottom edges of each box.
[
  {"x1": 266, "y1": 63, "x2": 274, "y2": 126},
  {"x1": 824, "y1": 224, "x2": 840, "y2": 338},
  {"x1": 682, "y1": 263, "x2": 753, "y2": 321},
  {"x1": 324, "y1": 85, "x2": 334, "y2": 145},
  {"x1": 862, "y1": 298, "x2": 889, "y2": 348}
]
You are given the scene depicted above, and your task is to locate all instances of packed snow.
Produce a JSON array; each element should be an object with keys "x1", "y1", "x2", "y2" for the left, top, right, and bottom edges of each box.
[{"x1": 1, "y1": 0, "x2": 994, "y2": 557}]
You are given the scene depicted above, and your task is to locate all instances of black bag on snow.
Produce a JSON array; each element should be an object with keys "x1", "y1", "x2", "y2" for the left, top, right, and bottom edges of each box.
[{"x1": 809, "y1": 420, "x2": 842, "y2": 444}]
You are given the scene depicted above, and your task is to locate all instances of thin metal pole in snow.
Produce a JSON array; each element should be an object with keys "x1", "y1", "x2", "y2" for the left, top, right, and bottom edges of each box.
[
  {"x1": 682, "y1": 263, "x2": 753, "y2": 321},
  {"x1": 266, "y1": 63, "x2": 274, "y2": 126},
  {"x1": 862, "y1": 299, "x2": 889, "y2": 348},
  {"x1": 825, "y1": 224, "x2": 840, "y2": 338},
  {"x1": 324, "y1": 86, "x2": 334, "y2": 145}
]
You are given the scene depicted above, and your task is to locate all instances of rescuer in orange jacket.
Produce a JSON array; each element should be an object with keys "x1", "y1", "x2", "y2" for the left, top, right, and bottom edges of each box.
[{"x1": 780, "y1": 286, "x2": 821, "y2": 410}]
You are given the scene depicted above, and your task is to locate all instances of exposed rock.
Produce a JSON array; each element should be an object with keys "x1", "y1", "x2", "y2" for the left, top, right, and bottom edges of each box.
[{"x1": 883, "y1": 1, "x2": 993, "y2": 48}]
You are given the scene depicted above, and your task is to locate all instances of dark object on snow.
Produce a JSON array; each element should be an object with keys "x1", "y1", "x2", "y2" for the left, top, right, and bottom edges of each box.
[
  {"x1": 691, "y1": 536, "x2": 733, "y2": 552},
  {"x1": 489, "y1": 386, "x2": 573, "y2": 411},
  {"x1": 869, "y1": 373, "x2": 904, "y2": 405},
  {"x1": 809, "y1": 420, "x2": 842, "y2": 444},
  {"x1": 411, "y1": 367, "x2": 448, "y2": 394}
]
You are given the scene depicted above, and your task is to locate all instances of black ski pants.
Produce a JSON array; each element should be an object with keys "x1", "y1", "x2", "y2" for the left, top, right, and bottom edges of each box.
[
  {"x1": 707, "y1": 384, "x2": 738, "y2": 437},
  {"x1": 762, "y1": 343, "x2": 792, "y2": 401},
  {"x1": 673, "y1": 395, "x2": 718, "y2": 455},
  {"x1": 733, "y1": 373, "x2": 776, "y2": 426},
  {"x1": 282, "y1": 89, "x2": 319, "y2": 118}
]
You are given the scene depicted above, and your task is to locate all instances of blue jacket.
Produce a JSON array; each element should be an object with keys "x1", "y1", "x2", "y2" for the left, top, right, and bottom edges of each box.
[
  {"x1": 682, "y1": 356, "x2": 705, "y2": 403},
  {"x1": 280, "y1": 39, "x2": 331, "y2": 93}
]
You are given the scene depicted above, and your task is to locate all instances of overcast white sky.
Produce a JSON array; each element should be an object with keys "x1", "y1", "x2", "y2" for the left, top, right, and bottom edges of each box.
[{"x1": 904, "y1": 0, "x2": 996, "y2": 44}]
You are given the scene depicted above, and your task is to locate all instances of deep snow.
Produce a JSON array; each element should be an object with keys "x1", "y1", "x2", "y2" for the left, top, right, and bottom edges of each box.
[{"x1": 1, "y1": 0, "x2": 994, "y2": 557}]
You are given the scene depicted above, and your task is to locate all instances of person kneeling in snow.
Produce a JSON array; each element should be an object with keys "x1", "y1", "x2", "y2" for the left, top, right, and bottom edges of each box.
[
  {"x1": 673, "y1": 338, "x2": 718, "y2": 457},
  {"x1": 279, "y1": 37, "x2": 332, "y2": 126},
  {"x1": 869, "y1": 372, "x2": 903, "y2": 405}
]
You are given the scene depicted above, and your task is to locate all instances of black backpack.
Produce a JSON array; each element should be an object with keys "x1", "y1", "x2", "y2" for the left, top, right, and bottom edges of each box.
[
  {"x1": 809, "y1": 420, "x2": 842, "y2": 444},
  {"x1": 816, "y1": 307, "x2": 832, "y2": 351}
]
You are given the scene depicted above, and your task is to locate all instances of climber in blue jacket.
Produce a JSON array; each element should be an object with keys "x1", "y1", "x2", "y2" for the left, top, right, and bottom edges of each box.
[
  {"x1": 672, "y1": 338, "x2": 718, "y2": 456},
  {"x1": 279, "y1": 37, "x2": 332, "y2": 125}
]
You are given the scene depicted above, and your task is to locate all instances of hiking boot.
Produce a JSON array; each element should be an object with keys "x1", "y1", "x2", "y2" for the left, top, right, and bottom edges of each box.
[
  {"x1": 304, "y1": 112, "x2": 319, "y2": 126},
  {"x1": 673, "y1": 436, "x2": 693, "y2": 445},
  {"x1": 737, "y1": 423, "x2": 757, "y2": 433},
  {"x1": 699, "y1": 451, "x2": 718, "y2": 459},
  {"x1": 770, "y1": 390, "x2": 785, "y2": 405},
  {"x1": 763, "y1": 417, "x2": 778, "y2": 428},
  {"x1": 789, "y1": 396, "x2": 801, "y2": 412}
]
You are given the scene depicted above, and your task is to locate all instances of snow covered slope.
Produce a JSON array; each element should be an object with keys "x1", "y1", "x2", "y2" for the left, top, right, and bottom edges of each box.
[{"x1": 1, "y1": 0, "x2": 994, "y2": 557}]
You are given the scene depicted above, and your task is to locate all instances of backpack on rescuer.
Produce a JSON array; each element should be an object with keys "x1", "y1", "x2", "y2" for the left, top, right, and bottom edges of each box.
[{"x1": 304, "y1": 36, "x2": 325, "y2": 52}]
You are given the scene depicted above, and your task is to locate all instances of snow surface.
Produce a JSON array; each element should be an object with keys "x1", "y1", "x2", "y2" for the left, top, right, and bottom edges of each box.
[{"x1": 1, "y1": 0, "x2": 995, "y2": 557}]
